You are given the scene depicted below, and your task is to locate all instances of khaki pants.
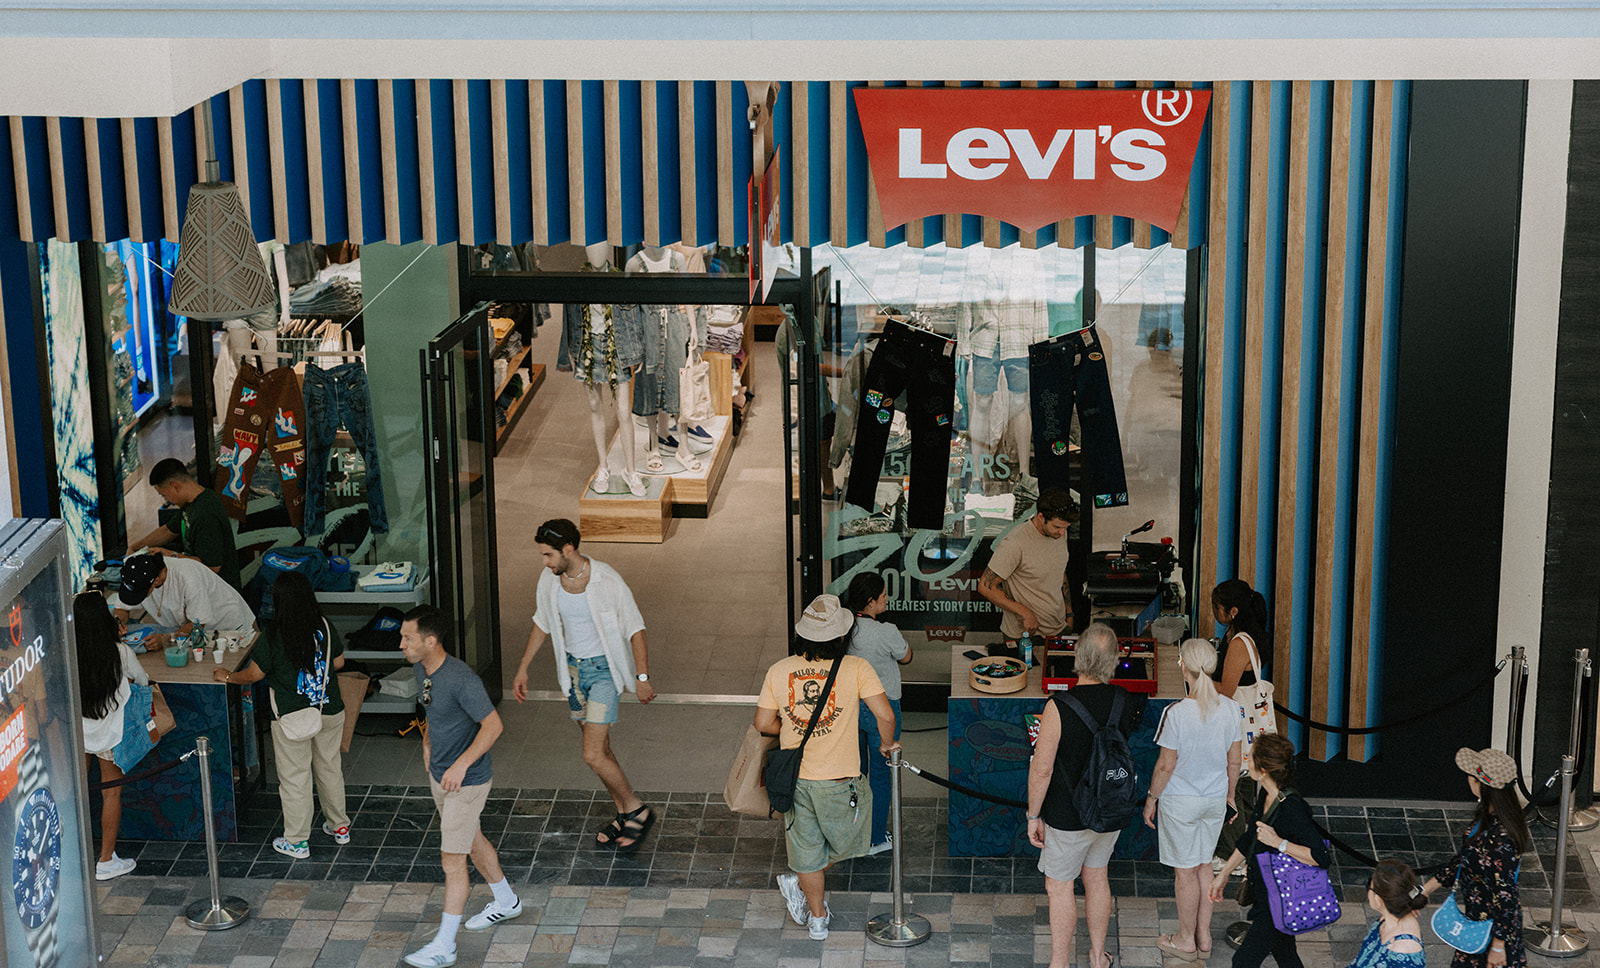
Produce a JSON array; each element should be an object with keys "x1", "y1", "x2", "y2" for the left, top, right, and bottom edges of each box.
[{"x1": 272, "y1": 709, "x2": 350, "y2": 842}]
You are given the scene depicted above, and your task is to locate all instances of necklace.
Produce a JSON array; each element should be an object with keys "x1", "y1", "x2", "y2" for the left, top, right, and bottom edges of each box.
[{"x1": 560, "y1": 558, "x2": 591, "y2": 589}]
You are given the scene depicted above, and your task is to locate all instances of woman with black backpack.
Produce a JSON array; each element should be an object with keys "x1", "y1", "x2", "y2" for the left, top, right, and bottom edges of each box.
[{"x1": 1027, "y1": 623, "x2": 1146, "y2": 968}]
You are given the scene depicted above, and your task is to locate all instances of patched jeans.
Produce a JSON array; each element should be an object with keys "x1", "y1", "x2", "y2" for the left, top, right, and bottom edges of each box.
[
  {"x1": 302, "y1": 362, "x2": 389, "y2": 536},
  {"x1": 1029, "y1": 328, "x2": 1129, "y2": 508},
  {"x1": 215, "y1": 362, "x2": 308, "y2": 528}
]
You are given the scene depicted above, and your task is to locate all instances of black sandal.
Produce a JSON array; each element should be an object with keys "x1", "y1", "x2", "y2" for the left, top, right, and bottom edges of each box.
[
  {"x1": 595, "y1": 813, "x2": 627, "y2": 849},
  {"x1": 612, "y1": 805, "x2": 655, "y2": 854}
]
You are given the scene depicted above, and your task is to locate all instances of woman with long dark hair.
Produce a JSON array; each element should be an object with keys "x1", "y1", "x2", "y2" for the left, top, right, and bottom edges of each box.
[
  {"x1": 843, "y1": 570, "x2": 912, "y2": 854},
  {"x1": 1421, "y1": 748, "x2": 1529, "y2": 968},
  {"x1": 214, "y1": 571, "x2": 350, "y2": 860},
  {"x1": 76, "y1": 592, "x2": 146, "y2": 880},
  {"x1": 1211, "y1": 577, "x2": 1273, "y2": 865}
]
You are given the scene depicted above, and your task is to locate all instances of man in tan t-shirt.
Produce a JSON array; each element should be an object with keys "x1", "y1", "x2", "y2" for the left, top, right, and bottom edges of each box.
[{"x1": 979, "y1": 488, "x2": 1079, "y2": 650}]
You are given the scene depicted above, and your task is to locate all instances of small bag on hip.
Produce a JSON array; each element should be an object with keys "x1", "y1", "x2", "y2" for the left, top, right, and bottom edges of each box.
[
  {"x1": 762, "y1": 655, "x2": 844, "y2": 817},
  {"x1": 270, "y1": 620, "x2": 332, "y2": 742}
]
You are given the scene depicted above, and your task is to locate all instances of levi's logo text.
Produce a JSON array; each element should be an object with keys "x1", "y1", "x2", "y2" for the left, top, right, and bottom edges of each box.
[{"x1": 854, "y1": 88, "x2": 1211, "y2": 233}]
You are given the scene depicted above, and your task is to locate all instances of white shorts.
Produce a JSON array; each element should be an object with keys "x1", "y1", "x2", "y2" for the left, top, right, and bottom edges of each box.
[
  {"x1": 1037, "y1": 824, "x2": 1119, "y2": 882},
  {"x1": 1157, "y1": 794, "x2": 1227, "y2": 868}
]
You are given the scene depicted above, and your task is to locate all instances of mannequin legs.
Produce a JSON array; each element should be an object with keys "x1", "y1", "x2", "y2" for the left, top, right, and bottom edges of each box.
[
  {"x1": 640, "y1": 411, "x2": 700, "y2": 474},
  {"x1": 586, "y1": 378, "x2": 646, "y2": 496}
]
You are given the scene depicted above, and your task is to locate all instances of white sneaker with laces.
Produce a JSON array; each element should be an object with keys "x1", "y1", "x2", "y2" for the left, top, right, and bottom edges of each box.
[
  {"x1": 321, "y1": 821, "x2": 351, "y2": 845},
  {"x1": 776, "y1": 873, "x2": 808, "y2": 927},
  {"x1": 273, "y1": 837, "x2": 310, "y2": 860},
  {"x1": 465, "y1": 897, "x2": 523, "y2": 930},
  {"x1": 867, "y1": 835, "x2": 893, "y2": 856},
  {"x1": 808, "y1": 903, "x2": 832, "y2": 940},
  {"x1": 95, "y1": 853, "x2": 136, "y2": 881},
  {"x1": 403, "y1": 940, "x2": 457, "y2": 968}
]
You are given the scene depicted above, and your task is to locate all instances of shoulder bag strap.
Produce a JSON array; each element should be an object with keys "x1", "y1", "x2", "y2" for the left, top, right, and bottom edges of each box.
[
  {"x1": 1055, "y1": 691, "x2": 1101, "y2": 733},
  {"x1": 796, "y1": 655, "x2": 846, "y2": 754},
  {"x1": 1238, "y1": 632, "x2": 1265, "y2": 682}
]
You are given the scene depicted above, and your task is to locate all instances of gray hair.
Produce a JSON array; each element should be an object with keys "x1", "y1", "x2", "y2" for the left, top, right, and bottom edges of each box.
[{"x1": 1075, "y1": 622, "x2": 1119, "y2": 681}]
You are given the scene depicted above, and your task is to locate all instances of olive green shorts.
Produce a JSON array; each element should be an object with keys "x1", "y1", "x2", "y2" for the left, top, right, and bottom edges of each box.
[{"x1": 783, "y1": 777, "x2": 871, "y2": 874}]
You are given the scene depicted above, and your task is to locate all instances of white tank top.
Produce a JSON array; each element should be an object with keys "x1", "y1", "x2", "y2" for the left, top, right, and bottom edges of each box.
[{"x1": 557, "y1": 587, "x2": 605, "y2": 658}]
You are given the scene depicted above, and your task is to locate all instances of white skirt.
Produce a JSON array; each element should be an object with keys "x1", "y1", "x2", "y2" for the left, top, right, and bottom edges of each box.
[{"x1": 1157, "y1": 794, "x2": 1227, "y2": 868}]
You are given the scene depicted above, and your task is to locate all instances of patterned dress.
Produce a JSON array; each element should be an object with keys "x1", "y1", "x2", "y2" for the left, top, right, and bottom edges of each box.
[
  {"x1": 1348, "y1": 923, "x2": 1426, "y2": 968},
  {"x1": 1433, "y1": 818, "x2": 1524, "y2": 968}
]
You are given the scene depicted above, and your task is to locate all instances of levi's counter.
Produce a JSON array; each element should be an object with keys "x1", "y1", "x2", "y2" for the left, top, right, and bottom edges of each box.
[{"x1": 946, "y1": 638, "x2": 1186, "y2": 859}]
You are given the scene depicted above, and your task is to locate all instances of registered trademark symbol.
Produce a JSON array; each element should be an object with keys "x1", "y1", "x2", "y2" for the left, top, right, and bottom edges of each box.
[{"x1": 1142, "y1": 90, "x2": 1193, "y2": 127}]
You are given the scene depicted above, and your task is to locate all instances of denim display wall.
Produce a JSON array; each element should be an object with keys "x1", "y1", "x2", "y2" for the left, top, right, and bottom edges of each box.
[{"x1": 39, "y1": 240, "x2": 101, "y2": 586}]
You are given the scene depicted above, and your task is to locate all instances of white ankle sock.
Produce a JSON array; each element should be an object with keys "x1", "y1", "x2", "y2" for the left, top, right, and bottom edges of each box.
[
  {"x1": 489, "y1": 878, "x2": 518, "y2": 908},
  {"x1": 436, "y1": 912, "x2": 462, "y2": 948}
]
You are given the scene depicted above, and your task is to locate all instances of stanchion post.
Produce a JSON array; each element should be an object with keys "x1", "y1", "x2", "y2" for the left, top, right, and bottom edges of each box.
[
  {"x1": 867, "y1": 749, "x2": 930, "y2": 947},
  {"x1": 184, "y1": 736, "x2": 251, "y2": 930},
  {"x1": 1528, "y1": 754, "x2": 1589, "y2": 957},
  {"x1": 1506, "y1": 646, "x2": 1526, "y2": 756},
  {"x1": 1540, "y1": 649, "x2": 1598, "y2": 831}
]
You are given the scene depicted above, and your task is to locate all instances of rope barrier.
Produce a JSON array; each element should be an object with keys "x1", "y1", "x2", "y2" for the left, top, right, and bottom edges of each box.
[
  {"x1": 1272, "y1": 660, "x2": 1505, "y2": 736},
  {"x1": 897, "y1": 759, "x2": 1026, "y2": 809},
  {"x1": 91, "y1": 748, "x2": 197, "y2": 791}
]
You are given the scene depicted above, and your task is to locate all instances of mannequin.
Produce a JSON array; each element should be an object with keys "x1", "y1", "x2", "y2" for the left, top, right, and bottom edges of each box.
[
  {"x1": 961, "y1": 247, "x2": 1043, "y2": 491},
  {"x1": 576, "y1": 242, "x2": 647, "y2": 496},
  {"x1": 626, "y1": 245, "x2": 709, "y2": 474}
]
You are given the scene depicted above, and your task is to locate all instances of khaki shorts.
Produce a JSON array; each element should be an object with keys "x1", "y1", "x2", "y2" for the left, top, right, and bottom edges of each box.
[
  {"x1": 1037, "y1": 824, "x2": 1119, "y2": 882},
  {"x1": 783, "y1": 777, "x2": 871, "y2": 874},
  {"x1": 428, "y1": 776, "x2": 491, "y2": 854}
]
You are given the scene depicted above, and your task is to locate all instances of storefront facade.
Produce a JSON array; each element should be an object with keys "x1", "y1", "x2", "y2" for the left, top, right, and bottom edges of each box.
[{"x1": 0, "y1": 7, "x2": 1591, "y2": 800}]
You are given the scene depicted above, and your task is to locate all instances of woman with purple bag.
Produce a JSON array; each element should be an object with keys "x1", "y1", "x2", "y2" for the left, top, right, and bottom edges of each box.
[{"x1": 1209, "y1": 733, "x2": 1331, "y2": 968}]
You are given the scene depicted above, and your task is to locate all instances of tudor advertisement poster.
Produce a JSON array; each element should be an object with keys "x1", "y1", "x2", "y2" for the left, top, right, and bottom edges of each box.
[{"x1": 0, "y1": 521, "x2": 96, "y2": 968}]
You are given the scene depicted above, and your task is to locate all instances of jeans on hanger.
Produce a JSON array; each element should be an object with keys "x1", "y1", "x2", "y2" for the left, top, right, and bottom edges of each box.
[
  {"x1": 844, "y1": 321, "x2": 957, "y2": 531},
  {"x1": 1029, "y1": 327, "x2": 1129, "y2": 508},
  {"x1": 215, "y1": 362, "x2": 309, "y2": 528},
  {"x1": 302, "y1": 362, "x2": 389, "y2": 536}
]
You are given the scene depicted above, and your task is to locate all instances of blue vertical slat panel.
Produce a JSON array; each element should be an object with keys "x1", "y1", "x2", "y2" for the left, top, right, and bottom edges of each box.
[
  {"x1": 95, "y1": 119, "x2": 130, "y2": 242},
  {"x1": 961, "y1": 214, "x2": 983, "y2": 249},
  {"x1": 1188, "y1": 82, "x2": 1215, "y2": 246},
  {"x1": 505, "y1": 81, "x2": 533, "y2": 244},
  {"x1": 279, "y1": 79, "x2": 312, "y2": 242},
  {"x1": 131, "y1": 119, "x2": 165, "y2": 243},
  {"x1": 1215, "y1": 81, "x2": 1253, "y2": 581},
  {"x1": 543, "y1": 79, "x2": 570, "y2": 245},
  {"x1": 20, "y1": 118, "x2": 52, "y2": 240},
  {"x1": 316, "y1": 80, "x2": 350, "y2": 245},
  {"x1": 429, "y1": 79, "x2": 459, "y2": 243},
  {"x1": 653, "y1": 81, "x2": 680, "y2": 246},
  {"x1": 353, "y1": 80, "x2": 384, "y2": 244},
  {"x1": 390, "y1": 79, "x2": 422, "y2": 243},
  {"x1": 618, "y1": 80, "x2": 644, "y2": 245},
  {"x1": 239, "y1": 81, "x2": 274, "y2": 241},
  {"x1": 170, "y1": 108, "x2": 198, "y2": 235},
  {"x1": 208, "y1": 93, "x2": 234, "y2": 182},
  {"x1": 775, "y1": 82, "x2": 794, "y2": 247},
  {"x1": 692, "y1": 81, "x2": 717, "y2": 245},
  {"x1": 469, "y1": 79, "x2": 494, "y2": 244},
  {"x1": 807, "y1": 81, "x2": 830, "y2": 249},
  {"x1": 0, "y1": 116, "x2": 52, "y2": 516},
  {"x1": 580, "y1": 80, "x2": 607, "y2": 245},
  {"x1": 1255, "y1": 80, "x2": 1292, "y2": 591},
  {"x1": 730, "y1": 82, "x2": 751, "y2": 247},
  {"x1": 57, "y1": 118, "x2": 91, "y2": 241}
]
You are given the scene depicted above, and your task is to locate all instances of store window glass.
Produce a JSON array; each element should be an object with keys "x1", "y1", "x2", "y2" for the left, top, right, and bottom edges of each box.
[{"x1": 812, "y1": 242, "x2": 1188, "y2": 678}]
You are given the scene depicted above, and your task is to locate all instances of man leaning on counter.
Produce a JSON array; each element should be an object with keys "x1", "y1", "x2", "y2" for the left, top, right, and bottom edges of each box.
[{"x1": 110, "y1": 552, "x2": 254, "y2": 647}]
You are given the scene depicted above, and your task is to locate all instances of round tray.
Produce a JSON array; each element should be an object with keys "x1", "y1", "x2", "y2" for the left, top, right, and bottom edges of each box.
[{"x1": 969, "y1": 656, "x2": 1028, "y2": 694}]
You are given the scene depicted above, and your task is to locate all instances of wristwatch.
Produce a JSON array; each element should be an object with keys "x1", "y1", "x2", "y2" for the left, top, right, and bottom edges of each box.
[
  {"x1": 11, "y1": 741, "x2": 61, "y2": 968},
  {"x1": 635, "y1": 673, "x2": 650, "y2": 682},
  {"x1": 1278, "y1": 837, "x2": 1289, "y2": 853}
]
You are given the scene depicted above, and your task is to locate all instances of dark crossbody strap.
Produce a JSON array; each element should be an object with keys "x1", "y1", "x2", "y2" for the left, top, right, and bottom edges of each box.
[{"x1": 795, "y1": 655, "x2": 846, "y2": 755}]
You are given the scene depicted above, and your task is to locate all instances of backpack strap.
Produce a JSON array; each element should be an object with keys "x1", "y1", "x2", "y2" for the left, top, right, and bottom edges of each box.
[{"x1": 1057, "y1": 688, "x2": 1121, "y2": 733}]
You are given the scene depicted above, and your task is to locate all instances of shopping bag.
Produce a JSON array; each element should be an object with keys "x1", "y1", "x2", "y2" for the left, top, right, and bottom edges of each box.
[
  {"x1": 148, "y1": 682, "x2": 176, "y2": 740},
  {"x1": 337, "y1": 671, "x2": 370, "y2": 753},
  {"x1": 1254, "y1": 842, "x2": 1341, "y2": 935},
  {"x1": 724, "y1": 725, "x2": 779, "y2": 817},
  {"x1": 1233, "y1": 633, "x2": 1277, "y2": 758},
  {"x1": 679, "y1": 352, "x2": 715, "y2": 423}
]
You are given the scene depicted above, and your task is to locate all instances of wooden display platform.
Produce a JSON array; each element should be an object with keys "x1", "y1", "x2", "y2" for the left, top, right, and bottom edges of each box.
[{"x1": 578, "y1": 415, "x2": 734, "y2": 542}]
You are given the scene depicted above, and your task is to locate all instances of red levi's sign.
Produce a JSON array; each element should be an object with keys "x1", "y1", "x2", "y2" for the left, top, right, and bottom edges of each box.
[{"x1": 853, "y1": 87, "x2": 1212, "y2": 233}]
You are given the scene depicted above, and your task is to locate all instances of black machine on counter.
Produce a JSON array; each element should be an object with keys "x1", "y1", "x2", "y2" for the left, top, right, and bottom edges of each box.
[{"x1": 1084, "y1": 519, "x2": 1177, "y2": 605}]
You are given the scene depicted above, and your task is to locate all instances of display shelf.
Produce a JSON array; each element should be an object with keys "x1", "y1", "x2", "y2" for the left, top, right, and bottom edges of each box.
[
  {"x1": 316, "y1": 565, "x2": 431, "y2": 715},
  {"x1": 705, "y1": 351, "x2": 749, "y2": 417},
  {"x1": 494, "y1": 362, "x2": 545, "y2": 453},
  {"x1": 343, "y1": 649, "x2": 418, "y2": 714},
  {"x1": 494, "y1": 345, "x2": 533, "y2": 398}
]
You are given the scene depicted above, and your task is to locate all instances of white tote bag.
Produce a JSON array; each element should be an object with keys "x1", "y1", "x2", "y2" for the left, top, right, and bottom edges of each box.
[{"x1": 1232, "y1": 632, "x2": 1277, "y2": 759}]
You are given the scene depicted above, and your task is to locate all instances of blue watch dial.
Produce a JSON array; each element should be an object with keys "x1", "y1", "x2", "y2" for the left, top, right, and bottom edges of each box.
[{"x1": 12, "y1": 787, "x2": 62, "y2": 929}]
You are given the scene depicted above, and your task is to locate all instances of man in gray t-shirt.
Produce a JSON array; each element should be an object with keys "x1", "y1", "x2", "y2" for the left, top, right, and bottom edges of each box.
[{"x1": 399, "y1": 607, "x2": 521, "y2": 968}]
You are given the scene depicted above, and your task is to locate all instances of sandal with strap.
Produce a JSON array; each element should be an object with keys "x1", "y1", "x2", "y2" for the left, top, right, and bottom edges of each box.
[
  {"x1": 595, "y1": 813, "x2": 627, "y2": 849},
  {"x1": 612, "y1": 804, "x2": 656, "y2": 854}
]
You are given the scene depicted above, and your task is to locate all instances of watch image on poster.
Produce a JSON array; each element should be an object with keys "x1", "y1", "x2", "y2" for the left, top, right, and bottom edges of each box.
[{"x1": 0, "y1": 520, "x2": 97, "y2": 968}]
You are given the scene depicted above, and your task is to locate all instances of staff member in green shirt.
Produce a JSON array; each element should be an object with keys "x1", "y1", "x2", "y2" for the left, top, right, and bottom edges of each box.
[{"x1": 134, "y1": 458, "x2": 241, "y2": 589}]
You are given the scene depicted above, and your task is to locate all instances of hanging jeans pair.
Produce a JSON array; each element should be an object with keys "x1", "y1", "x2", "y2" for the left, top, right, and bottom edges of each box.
[
  {"x1": 844, "y1": 320, "x2": 957, "y2": 531},
  {"x1": 216, "y1": 362, "x2": 309, "y2": 528},
  {"x1": 1028, "y1": 327, "x2": 1129, "y2": 508},
  {"x1": 303, "y1": 362, "x2": 389, "y2": 536}
]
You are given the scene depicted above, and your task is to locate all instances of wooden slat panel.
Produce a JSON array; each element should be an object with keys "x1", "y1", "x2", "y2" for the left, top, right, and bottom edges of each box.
[
  {"x1": 1237, "y1": 80, "x2": 1270, "y2": 586},
  {"x1": 831, "y1": 80, "x2": 848, "y2": 245},
  {"x1": 44, "y1": 117, "x2": 69, "y2": 241},
  {"x1": 9, "y1": 118, "x2": 31, "y2": 242},
  {"x1": 1347, "y1": 80, "x2": 1395, "y2": 764},
  {"x1": 303, "y1": 82, "x2": 327, "y2": 244},
  {"x1": 84, "y1": 118, "x2": 106, "y2": 243},
  {"x1": 1055, "y1": 81, "x2": 1076, "y2": 250},
  {"x1": 528, "y1": 81, "x2": 547, "y2": 246},
  {"x1": 792, "y1": 82, "x2": 810, "y2": 247},
  {"x1": 945, "y1": 80, "x2": 962, "y2": 247},
  {"x1": 716, "y1": 80, "x2": 734, "y2": 246},
  {"x1": 415, "y1": 79, "x2": 438, "y2": 245},
  {"x1": 1171, "y1": 81, "x2": 1194, "y2": 250},
  {"x1": 677, "y1": 81, "x2": 696, "y2": 247},
  {"x1": 194, "y1": 102, "x2": 207, "y2": 175},
  {"x1": 1199, "y1": 82, "x2": 1232, "y2": 609},
  {"x1": 566, "y1": 80, "x2": 585, "y2": 246},
  {"x1": 490, "y1": 81, "x2": 510, "y2": 245},
  {"x1": 227, "y1": 85, "x2": 250, "y2": 236},
  {"x1": 1095, "y1": 80, "x2": 1115, "y2": 249},
  {"x1": 1273, "y1": 80, "x2": 1311, "y2": 724},
  {"x1": 265, "y1": 79, "x2": 290, "y2": 242},
  {"x1": 156, "y1": 115, "x2": 178, "y2": 241},
  {"x1": 377, "y1": 79, "x2": 400, "y2": 244},
  {"x1": 339, "y1": 80, "x2": 363, "y2": 244},
  {"x1": 603, "y1": 80, "x2": 622, "y2": 246},
  {"x1": 981, "y1": 81, "x2": 1001, "y2": 249},
  {"x1": 867, "y1": 80, "x2": 886, "y2": 249},
  {"x1": 454, "y1": 79, "x2": 474, "y2": 244},
  {"x1": 121, "y1": 117, "x2": 144, "y2": 243},
  {"x1": 1310, "y1": 80, "x2": 1355, "y2": 762},
  {"x1": 640, "y1": 81, "x2": 659, "y2": 247},
  {"x1": 1132, "y1": 80, "x2": 1154, "y2": 249}
]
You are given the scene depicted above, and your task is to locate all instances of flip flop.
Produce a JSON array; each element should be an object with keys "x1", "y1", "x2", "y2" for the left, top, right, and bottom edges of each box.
[
  {"x1": 1157, "y1": 935, "x2": 1200, "y2": 962},
  {"x1": 612, "y1": 804, "x2": 655, "y2": 854}
]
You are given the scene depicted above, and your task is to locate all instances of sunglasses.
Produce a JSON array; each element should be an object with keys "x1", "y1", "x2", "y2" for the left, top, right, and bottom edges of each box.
[
  {"x1": 421, "y1": 676, "x2": 432, "y2": 707},
  {"x1": 536, "y1": 526, "x2": 568, "y2": 546}
]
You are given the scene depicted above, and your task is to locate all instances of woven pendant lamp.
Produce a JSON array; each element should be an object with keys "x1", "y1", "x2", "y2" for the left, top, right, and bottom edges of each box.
[{"x1": 169, "y1": 104, "x2": 275, "y2": 320}]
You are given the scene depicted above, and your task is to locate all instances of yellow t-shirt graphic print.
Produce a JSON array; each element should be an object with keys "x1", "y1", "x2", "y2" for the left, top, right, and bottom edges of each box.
[{"x1": 758, "y1": 655, "x2": 885, "y2": 781}]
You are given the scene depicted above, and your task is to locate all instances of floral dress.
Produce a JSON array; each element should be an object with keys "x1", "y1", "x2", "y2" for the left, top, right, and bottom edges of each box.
[
  {"x1": 1433, "y1": 818, "x2": 1524, "y2": 968},
  {"x1": 1348, "y1": 922, "x2": 1426, "y2": 968}
]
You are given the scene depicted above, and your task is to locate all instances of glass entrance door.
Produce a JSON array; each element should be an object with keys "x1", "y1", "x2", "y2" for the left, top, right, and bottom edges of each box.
[{"x1": 421, "y1": 303, "x2": 501, "y2": 694}]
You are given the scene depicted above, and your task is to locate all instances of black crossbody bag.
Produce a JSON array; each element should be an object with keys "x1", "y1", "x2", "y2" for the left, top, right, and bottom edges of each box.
[{"x1": 763, "y1": 655, "x2": 845, "y2": 815}]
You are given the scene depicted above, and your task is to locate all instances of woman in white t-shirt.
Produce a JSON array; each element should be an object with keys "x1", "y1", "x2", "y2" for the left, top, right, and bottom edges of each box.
[
  {"x1": 1143, "y1": 638, "x2": 1242, "y2": 961},
  {"x1": 75, "y1": 592, "x2": 149, "y2": 881}
]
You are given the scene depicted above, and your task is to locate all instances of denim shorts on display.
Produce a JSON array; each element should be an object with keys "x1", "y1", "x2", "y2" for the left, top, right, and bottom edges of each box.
[
  {"x1": 566, "y1": 655, "x2": 620, "y2": 725},
  {"x1": 783, "y1": 777, "x2": 871, "y2": 873},
  {"x1": 970, "y1": 352, "x2": 1031, "y2": 396},
  {"x1": 1037, "y1": 824, "x2": 1119, "y2": 881}
]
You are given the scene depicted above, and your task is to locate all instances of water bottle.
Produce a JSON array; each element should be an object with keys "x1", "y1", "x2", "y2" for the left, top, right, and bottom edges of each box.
[{"x1": 1021, "y1": 633, "x2": 1033, "y2": 668}]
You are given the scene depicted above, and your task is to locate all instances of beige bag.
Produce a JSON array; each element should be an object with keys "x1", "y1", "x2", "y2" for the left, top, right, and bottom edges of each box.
[
  {"x1": 1232, "y1": 633, "x2": 1277, "y2": 759},
  {"x1": 679, "y1": 353, "x2": 715, "y2": 422},
  {"x1": 723, "y1": 725, "x2": 780, "y2": 817},
  {"x1": 147, "y1": 683, "x2": 176, "y2": 742},
  {"x1": 336, "y1": 671, "x2": 370, "y2": 753}
]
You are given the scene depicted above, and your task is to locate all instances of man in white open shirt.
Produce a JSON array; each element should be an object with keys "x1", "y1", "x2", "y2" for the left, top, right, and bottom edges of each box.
[
  {"x1": 512, "y1": 518, "x2": 658, "y2": 853},
  {"x1": 111, "y1": 552, "x2": 255, "y2": 643}
]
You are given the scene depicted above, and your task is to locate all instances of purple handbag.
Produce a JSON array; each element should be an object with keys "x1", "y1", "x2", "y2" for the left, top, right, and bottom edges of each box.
[{"x1": 1254, "y1": 840, "x2": 1341, "y2": 935}]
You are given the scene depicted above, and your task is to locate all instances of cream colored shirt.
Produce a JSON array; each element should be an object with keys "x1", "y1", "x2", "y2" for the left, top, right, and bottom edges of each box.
[{"x1": 987, "y1": 519, "x2": 1072, "y2": 638}]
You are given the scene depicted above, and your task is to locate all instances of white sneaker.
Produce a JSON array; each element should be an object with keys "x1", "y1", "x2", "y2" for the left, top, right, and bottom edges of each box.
[
  {"x1": 95, "y1": 853, "x2": 136, "y2": 880},
  {"x1": 867, "y1": 835, "x2": 893, "y2": 856},
  {"x1": 321, "y1": 821, "x2": 351, "y2": 845},
  {"x1": 465, "y1": 897, "x2": 522, "y2": 930},
  {"x1": 776, "y1": 873, "x2": 808, "y2": 926},
  {"x1": 403, "y1": 940, "x2": 457, "y2": 968},
  {"x1": 808, "y1": 903, "x2": 832, "y2": 940},
  {"x1": 273, "y1": 837, "x2": 310, "y2": 859}
]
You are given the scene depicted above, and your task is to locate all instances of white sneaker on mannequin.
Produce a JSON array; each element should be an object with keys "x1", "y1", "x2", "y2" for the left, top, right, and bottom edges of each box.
[
  {"x1": 624, "y1": 471, "x2": 647, "y2": 496},
  {"x1": 591, "y1": 468, "x2": 612, "y2": 494}
]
